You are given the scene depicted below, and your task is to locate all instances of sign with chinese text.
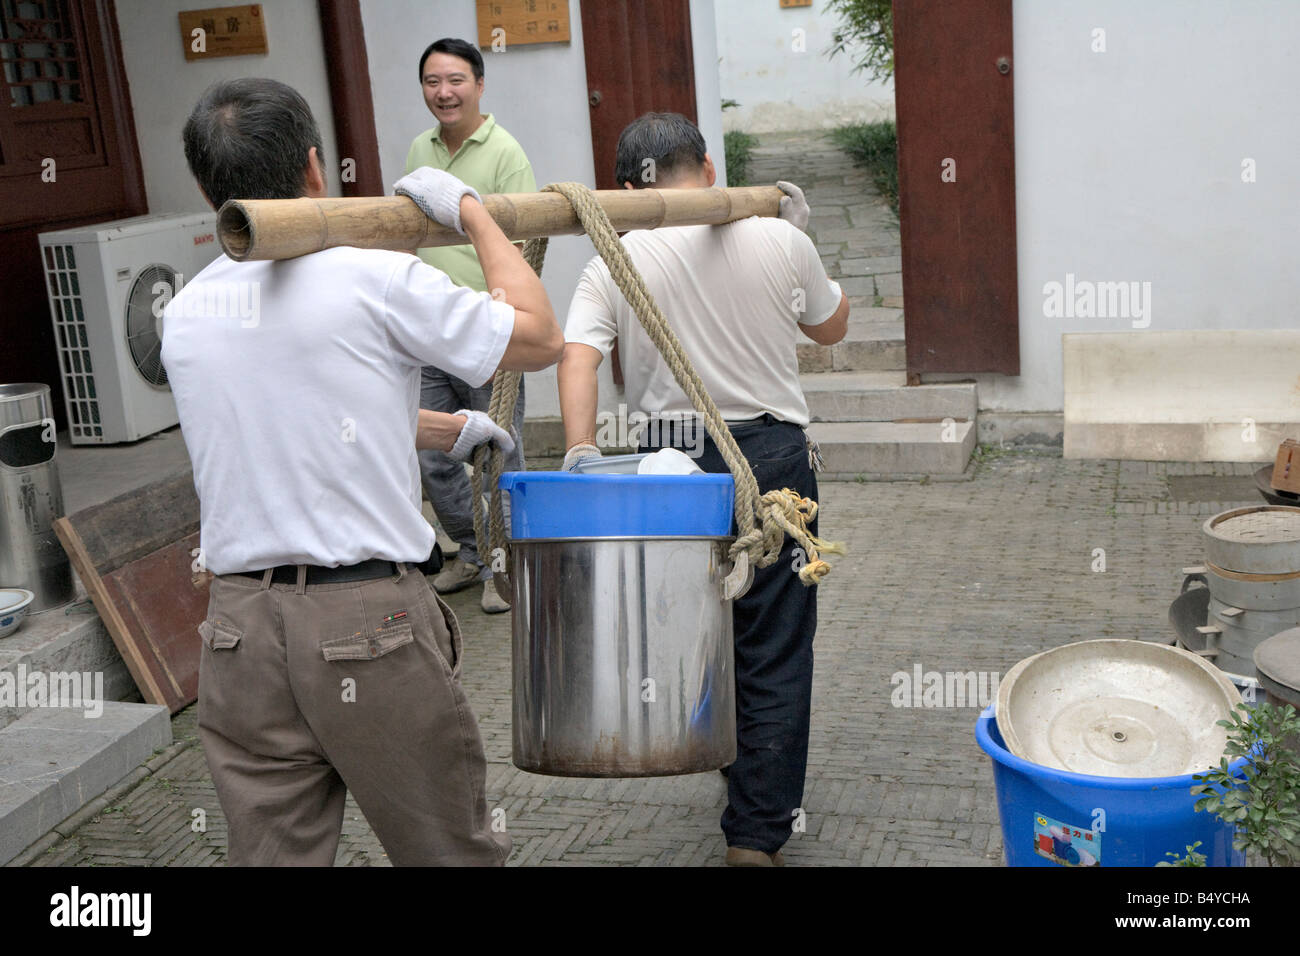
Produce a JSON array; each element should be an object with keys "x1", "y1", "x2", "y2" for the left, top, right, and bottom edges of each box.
[
  {"x1": 179, "y1": 5, "x2": 268, "y2": 61},
  {"x1": 476, "y1": 0, "x2": 570, "y2": 48}
]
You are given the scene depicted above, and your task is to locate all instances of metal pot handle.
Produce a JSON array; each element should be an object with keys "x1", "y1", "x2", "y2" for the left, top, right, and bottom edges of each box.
[{"x1": 1180, "y1": 565, "x2": 1208, "y2": 593}]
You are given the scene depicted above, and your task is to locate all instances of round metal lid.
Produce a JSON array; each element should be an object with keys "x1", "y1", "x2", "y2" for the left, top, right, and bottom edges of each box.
[
  {"x1": 997, "y1": 639, "x2": 1241, "y2": 778},
  {"x1": 1254, "y1": 626, "x2": 1300, "y2": 692}
]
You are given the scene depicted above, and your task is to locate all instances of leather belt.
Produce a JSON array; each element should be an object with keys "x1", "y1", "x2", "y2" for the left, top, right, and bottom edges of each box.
[{"x1": 236, "y1": 559, "x2": 401, "y2": 585}]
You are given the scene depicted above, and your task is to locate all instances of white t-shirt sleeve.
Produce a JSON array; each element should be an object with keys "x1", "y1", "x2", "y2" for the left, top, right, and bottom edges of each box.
[
  {"x1": 790, "y1": 227, "x2": 844, "y2": 327},
  {"x1": 563, "y1": 258, "x2": 619, "y2": 357},
  {"x1": 382, "y1": 255, "x2": 515, "y2": 386}
]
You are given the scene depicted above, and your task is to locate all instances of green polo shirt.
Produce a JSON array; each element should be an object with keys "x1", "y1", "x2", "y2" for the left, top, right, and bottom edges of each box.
[{"x1": 404, "y1": 113, "x2": 536, "y2": 292}]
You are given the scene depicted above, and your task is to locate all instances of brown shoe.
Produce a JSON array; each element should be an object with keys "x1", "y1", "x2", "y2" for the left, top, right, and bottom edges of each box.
[{"x1": 725, "y1": 846, "x2": 786, "y2": 867}]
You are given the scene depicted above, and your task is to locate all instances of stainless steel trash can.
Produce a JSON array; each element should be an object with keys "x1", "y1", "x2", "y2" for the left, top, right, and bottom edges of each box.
[{"x1": 0, "y1": 383, "x2": 73, "y2": 611}]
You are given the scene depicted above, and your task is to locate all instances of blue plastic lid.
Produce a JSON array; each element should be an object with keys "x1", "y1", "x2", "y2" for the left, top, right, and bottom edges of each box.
[{"x1": 499, "y1": 471, "x2": 734, "y2": 539}]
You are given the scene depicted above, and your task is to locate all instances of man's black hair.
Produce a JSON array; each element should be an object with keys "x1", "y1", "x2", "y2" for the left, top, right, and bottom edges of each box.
[
  {"x1": 182, "y1": 78, "x2": 324, "y2": 209},
  {"x1": 418, "y1": 37, "x2": 485, "y2": 81},
  {"x1": 614, "y1": 112, "x2": 707, "y2": 188}
]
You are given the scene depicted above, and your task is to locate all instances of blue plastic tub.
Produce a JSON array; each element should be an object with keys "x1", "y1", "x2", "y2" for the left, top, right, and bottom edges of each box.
[
  {"x1": 499, "y1": 472, "x2": 734, "y2": 540},
  {"x1": 976, "y1": 705, "x2": 1245, "y2": 867}
]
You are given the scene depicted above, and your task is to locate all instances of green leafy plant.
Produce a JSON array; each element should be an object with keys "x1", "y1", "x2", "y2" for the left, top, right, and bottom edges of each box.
[
  {"x1": 1191, "y1": 701, "x2": 1300, "y2": 867},
  {"x1": 825, "y1": 0, "x2": 894, "y2": 81},
  {"x1": 724, "y1": 130, "x2": 759, "y2": 187},
  {"x1": 1156, "y1": 841, "x2": 1206, "y2": 867},
  {"x1": 828, "y1": 121, "x2": 898, "y2": 217}
]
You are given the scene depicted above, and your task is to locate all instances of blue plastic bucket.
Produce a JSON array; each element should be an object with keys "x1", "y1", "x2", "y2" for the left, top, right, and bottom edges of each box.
[
  {"x1": 498, "y1": 472, "x2": 734, "y2": 539},
  {"x1": 976, "y1": 705, "x2": 1245, "y2": 867}
]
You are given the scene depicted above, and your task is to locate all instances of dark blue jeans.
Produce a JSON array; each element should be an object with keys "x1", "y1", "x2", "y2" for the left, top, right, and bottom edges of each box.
[{"x1": 641, "y1": 415, "x2": 817, "y2": 853}]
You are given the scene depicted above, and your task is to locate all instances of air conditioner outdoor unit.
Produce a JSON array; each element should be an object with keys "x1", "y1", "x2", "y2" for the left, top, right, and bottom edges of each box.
[{"x1": 38, "y1": 212, "x2": 221, "y2": 445}]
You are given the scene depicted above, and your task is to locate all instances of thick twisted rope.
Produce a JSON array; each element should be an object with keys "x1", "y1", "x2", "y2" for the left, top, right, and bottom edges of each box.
[
  {"x1": 471, "y1": 182, "x2": 843, "y2": 599},
  {"x1": 470, "y1": 237, "x2": 547, "y2": 600}
]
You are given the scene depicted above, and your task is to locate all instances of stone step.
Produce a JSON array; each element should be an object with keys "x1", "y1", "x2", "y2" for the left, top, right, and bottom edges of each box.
[
  {"x1": 798, "y1": 308, "x2": 905, "y2": 373},
  {"x1": 0, "y1": 700, "x2": 171, "y2": 865},
  {"x1": 808, "y1": 420, "x2": 977, "y2": 477},
  {"x1": 801, "y1": 372, "x2": 977, "y2": 422}
]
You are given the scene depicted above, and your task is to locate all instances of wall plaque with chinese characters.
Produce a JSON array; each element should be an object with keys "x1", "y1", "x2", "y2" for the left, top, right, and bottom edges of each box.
[
  {"x1": 179, "y1": 5, "x2": 268, "y2": 61},
  {"x1": 476, "y1": 0, "x2": 570, "y2": 49},
  {"x1": 779, "y1": 0, "x2": 813, "y2": 7}
]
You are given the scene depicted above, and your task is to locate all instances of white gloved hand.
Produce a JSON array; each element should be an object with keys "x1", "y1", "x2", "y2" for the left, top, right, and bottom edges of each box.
[
  {"x1": 776, "y1": 180, "x2": 810, "y2": 232},
  {"x1": 562, "y1": 443, "x2": 602, "y2": 473},
  {"x1": 448, "y1": 409, "x2": 515, "y2": 463},
  {"x1": 393, "y1": 167, "x2": 482, "y2": 235}
]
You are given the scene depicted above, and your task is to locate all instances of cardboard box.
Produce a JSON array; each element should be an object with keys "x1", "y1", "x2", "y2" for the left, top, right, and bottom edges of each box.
[{"x1": 1272, "y1": 438, "x2": 1300, "y2": 494}]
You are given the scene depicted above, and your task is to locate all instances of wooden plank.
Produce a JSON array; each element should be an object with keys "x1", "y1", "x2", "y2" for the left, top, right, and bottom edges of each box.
[
  {"x1": 62, "y1": 470, "x2": 199, "y2": 575},
  {"x1": 102, "y1": 535, "x2": 206, "y2": 709},
  {"x1": 54, "y1": 516, "x2": 171, "y2": 708},
  {"x1": 894, "y1": 0, "x2": 1019, "y2": 375},
  {"x1": 53, "y1": 470, "x2": 208, "y2": 713}
]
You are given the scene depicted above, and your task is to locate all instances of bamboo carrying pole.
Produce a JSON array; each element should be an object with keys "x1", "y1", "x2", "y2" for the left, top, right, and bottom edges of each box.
[{"x1": 216, "y1": 185, "x2": 784, "y2": 261}]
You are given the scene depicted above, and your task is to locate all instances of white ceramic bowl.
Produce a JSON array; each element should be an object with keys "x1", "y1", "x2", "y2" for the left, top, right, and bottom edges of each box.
[{"x1": 0, "y1": 588, "x2": 36, "y2": 638}]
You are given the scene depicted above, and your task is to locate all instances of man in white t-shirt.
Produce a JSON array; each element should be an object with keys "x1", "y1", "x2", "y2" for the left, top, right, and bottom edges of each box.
[
  {"x1": 558, "y1": 112, "x2": 848, "y2": 866},
  {"x1": 161, "y1": 78, "x2": 562, "y2": 865}
]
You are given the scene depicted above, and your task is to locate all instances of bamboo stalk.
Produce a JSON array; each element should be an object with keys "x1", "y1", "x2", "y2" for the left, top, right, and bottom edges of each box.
[{"x1": 216, "y1": 185, "x2": 784, "y2": 261}]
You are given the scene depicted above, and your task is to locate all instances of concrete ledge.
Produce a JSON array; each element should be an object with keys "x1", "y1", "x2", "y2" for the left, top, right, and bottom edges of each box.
[
  {"x1": 978, "y1": 412, "x2": 1064, "y2": 447},
  {"x1": 1064, "y1": 330, "x2": 1300, "y2": 461},
  {"x1": 803, "y1": 373, "x2": 977, "y2": 422},
  {"x1": 1065, "y1": 422, "x2": 1287, "y2": 463},
  {"x1": 808, "y1": 420, "x2": 977, "y2": 475},
  {"x1": 521, "y1": 417, "x2": 568, "y2": 458},
  {"x1": 0, "y1": 585, "x2": 137, "y2": 732},
  {"x1": 0, "y1": 701, "x2": 171, "y2": 865}
]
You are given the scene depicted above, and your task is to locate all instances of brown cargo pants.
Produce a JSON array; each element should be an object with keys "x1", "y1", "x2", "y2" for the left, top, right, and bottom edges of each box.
[{"x1": 196, "y1": 561, "x2": 509, "y2": 866}]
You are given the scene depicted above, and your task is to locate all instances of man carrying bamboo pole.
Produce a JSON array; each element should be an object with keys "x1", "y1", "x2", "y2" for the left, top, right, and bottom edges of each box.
[
  {"x1": 557, "y1": 113, "x2": 849, "y2": 867},
  {"x1": 162, "y1": 77, "x2": 562, "y2": 865},
  {"x1": 406, "y1": 38, "x2": 537, "y2": 614}
]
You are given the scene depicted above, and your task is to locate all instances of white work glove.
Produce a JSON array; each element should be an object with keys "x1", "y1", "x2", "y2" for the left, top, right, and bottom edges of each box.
[
  {"x1": 776, "y1": 180, "x2": 810, "y2": 231},
  {"x1": 562, "y1": 443, "x2": 602, "y2": 473},
  {"x1": 448, "y1": 409, "x2": 515, "y2": 463},
  {"x1": 393, "y1": 167, "x2": 481, "y2": 235}
]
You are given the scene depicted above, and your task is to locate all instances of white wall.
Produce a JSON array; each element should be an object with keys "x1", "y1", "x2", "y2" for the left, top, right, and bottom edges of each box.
[
  {"x1": 944, "y1": 0, "x2": 1300, "y2": 414},
  {"x1": 360, "y1": 0, "x2": 727, "y2": 418},
  {"x1": 113, "y1": 0, "x2": 342, "y2": 215},
  {"x1": 714, "y1": 0, "x2": 893, "y2": 133}
]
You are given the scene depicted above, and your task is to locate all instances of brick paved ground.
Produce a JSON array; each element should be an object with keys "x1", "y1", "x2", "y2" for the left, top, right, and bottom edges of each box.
[
  {"x1": 8, "y1": 134, "x2": 1270, "y2": 867},
  {"x1": 12, "y1": 453, "x2": 1264, "y2": 867}
]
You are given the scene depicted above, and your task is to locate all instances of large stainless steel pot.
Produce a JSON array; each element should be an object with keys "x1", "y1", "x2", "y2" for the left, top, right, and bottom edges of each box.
[
  {"x1": 511, "y1": 536, "x2": 735, "y2": 776},
  {"x1": 0, "y1": 383, "x2": 73, "y2": 611}
]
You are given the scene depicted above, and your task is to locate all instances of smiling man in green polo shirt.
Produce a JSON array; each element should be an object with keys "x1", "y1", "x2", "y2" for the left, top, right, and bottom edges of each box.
[{"x1": 406, "y1": 37, "x2": 536, "y2": 614}]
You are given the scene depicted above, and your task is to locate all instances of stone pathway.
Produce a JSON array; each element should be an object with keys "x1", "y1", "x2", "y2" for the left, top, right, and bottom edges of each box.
[
  {"x1": 10, "y1": 455, "x2": 1265, "y2": 867},
  {"x1": 748, "y1": 130, "x2": 903, "y2": 309}
]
